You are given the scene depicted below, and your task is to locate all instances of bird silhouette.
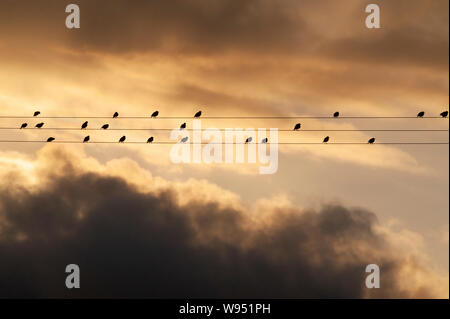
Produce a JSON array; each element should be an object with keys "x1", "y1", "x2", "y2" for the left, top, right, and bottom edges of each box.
[
  {"x1": 47, "y1": 137, "x2": 55, "y2": 142},
  {"x1": 151, "y1": 111, "x2": 159, "y2": 118},
  {"x1": 20, "y1": 123, "x2": 27, "y2": 129},
  {"x1": 194, "y1": 111, "x2": 202, "y2": 118},
  {"x1": 323, "y1": 136, "x2": 330, "y2": 143},
  {"x1": 147, "y1": 137, "x2": 154, "y2": 143},
  {"x1": 83, "y1": 136, "x2": 90, "y2": 143},
  {"x1": 180, "y1": 123, "x2": 187, "y2": 130},
  {"x1": 440, "y1": 111, "x2": 448, "y2": 118},
  {"x1": 119, "y1": 136, "x2": 126, "y2": 143},
  {"x1": 368, "y1": 137, "x2": 376, "y2": 144},
  {"x1": 333, "y1": 112, "x2": 340, "y2": 118},
  {"x1": 113, "y1": 112, "x2": 119, "y2": 118},
  {"x1": 417, "y1": 111, "x2": 425, "y2": 118},
  {"x1": 101, "y1": 124, "x2": 109, "y2": 129},
  {"x1": 35, "y1": 122, "x2": 44, "y2": 128},
  {"x1": 81, "y1": 121, "x2": 88, "y2": 129},
  {"x1": 33, "y1": 111, "x2": 40, "y2": 117},
  {"x1": 293, "y1": 123, "x2": 301, "y2": 131},
  {"x1": 245, "y1": 137, "x2": 252, "y2": 144},
  {"x1": 181, "y1": 136, "x2": 189, "y2": 143},
  {"x1": 261, "y1": 138, "x2": 268, "y2": 144}
]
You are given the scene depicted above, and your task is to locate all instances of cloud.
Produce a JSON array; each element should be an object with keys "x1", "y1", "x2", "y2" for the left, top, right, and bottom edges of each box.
[{"x1": 0, "y1": 147, "x2": 447, "y2": 298}]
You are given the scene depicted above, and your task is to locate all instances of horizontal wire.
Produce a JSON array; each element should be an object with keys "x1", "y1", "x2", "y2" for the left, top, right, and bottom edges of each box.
[
  {"x1": 2, "y1": 126, "x2": 450, "y2": 131},
  {"x1": 0, "y1": 116, "x2": 448, "y2": 119},
  {"x1": 0, "y1": 141, "x2": 447, "y2": 145},
  {"x1": 0, "y1": 127, "x2": 448, "y2": 132}
]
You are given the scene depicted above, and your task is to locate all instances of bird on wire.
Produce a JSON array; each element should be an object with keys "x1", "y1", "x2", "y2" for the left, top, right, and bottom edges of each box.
[
  {"x1": 417, "y1": 111, "x2": 425, "y2": 118},
  {"x1": 35, "y1": 122, "x2": 44, "y2": 128},
  {"x1": 151, "y1": 111, "x2": 159, "y2": 118},
  {"x1": 194, "y1": 111, "x2": 202, "y2": 118},
  {"x1": 113, "y1": 112, "x2": 119, "y2": 118},
  {"x1": 81, "y1": 121, "x2": 88, "y2": 129},
  {"x1": 180, "y1": 123, "x2": 187, "y2": 130},
  {"x1": 333, "y1": 112, "x2": 340, "y2": 118},
  {"x1": 180, "y1": 136, "x2": 189, "y2": 143},
  {"x1": 147, "y1": 137, "x2": 154, "y2": 143},
  {"x1": 20, "y1": 123, "x2": 27, "y2": 129},
  {"x1": 47, "y1": 137, "x2": 55, "y2": 142},
  {"x1": 83, "y1": 136, "x2": 90, "y2": 143},
  {"x1": 261, "y1": 138, "x2": 268, "y2": 144},
  {"x1": 245, "y1": 137, "x2": 252, "y2": 144},
  {"x1": 119, "y1": 136, "x2": 126, "y2": 143},
  {"x1": 293, "y1": 123, "x2": 301, "y2": 131},
  {"x1": 440, "y1": 111, "x2": 448, "y2": 118},
  {"x1": 33, "y1": 111, "x2": 40, "y2": 117},
  {"x1": 101, "y1": 124, "x2": 109, "y2": 129},
  {"x1": 368, "y1": 137, "x2": 376, "y2": 144},
  {"x1": 323, "y1": 136, "x2": 330, "y2": 143}
]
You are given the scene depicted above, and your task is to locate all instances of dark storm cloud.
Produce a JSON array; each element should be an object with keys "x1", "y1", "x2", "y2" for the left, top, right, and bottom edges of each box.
[
  {"x1": 0, "y1": 0, "x2": 448, "y2": 70},
  {"x1": 0, "y1": 154, "x2": 438, "y2": 298}
]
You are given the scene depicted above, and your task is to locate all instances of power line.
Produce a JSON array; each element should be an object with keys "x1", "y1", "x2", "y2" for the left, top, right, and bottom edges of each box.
[
  {"x1": 0, "y1": 116, "x2": 448, "y2": 119},
  {"x1": 0, "y1": 127, "x2": 447, "y2": 132},
  {"x1": 0, "y1": 140, "x2": 447, "y2": 145}
]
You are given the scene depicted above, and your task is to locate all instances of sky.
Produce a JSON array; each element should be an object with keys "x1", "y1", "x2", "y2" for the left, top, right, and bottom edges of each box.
[{"x1": 0, "y1": 0, "x2": 448, "y2": 298}]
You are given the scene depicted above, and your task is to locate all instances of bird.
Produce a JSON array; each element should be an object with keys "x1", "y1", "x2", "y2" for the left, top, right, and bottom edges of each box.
[
  {"x1": 47, "y1": 137, "x2": 55, "y2": 142},
  {"x1": 293, "y1": 123, "x2": 301, "y2": 131},
  {"x1": 368, "y1": 137, "x2": 376, "y2": 144},
  {"x1": 245, "y1": 137, "x2": 252, "y2": 144},
  {"x1": 81, "y1": 121, "x2": 88, "y2": 129},
  {"x1": 35, "y1": 122, "x2": 44, "y2": 128},
  {"x1": 151, "y1": 111, "x2": 159, "y2": 118},
  {"x1": 333, "y1": 112, "x2": 340, "y2": 118},
  {"x1": 113, "y1": 112, "x2": 119, "y2": 118},
  {"x1": 83, "y1": 136, "x2": 90, "y2": 143},
  {"x1": 261, "y1": 138, "x2": 268, "y2": 144},
  {"x1": 180, "y1": 136, "x2": 189, "y2": 143},
  {"x1": 180, "y1": 123, "x2": 187, "y2": 130},
  {"x1": 33, "y1": 111, "x2": 40, "y2": 117},
  {"x1": 440, "y1": 111, "x2": 448, "y2": 118},
  {"x1": 119, "y1": 136, "x2": 126, "y2": 143},
  {"x1": 20, "y1": 123, "x2": 27, "y2": 129},
  {"x1": 194, "y1": 111, "x2": 202, "y2": 118},
  {"x1": 147, "y1": 137, "x2": 154, "y2": 143},
  {"x1": 417, "y1": 111, "x2": 425, "y2": 118},
  {"x1": 323, "y1": 136, "x2": 330, "y2": 143},
  {"x1": 101, "y1": 124, "x2": 109, "y2": 129}
]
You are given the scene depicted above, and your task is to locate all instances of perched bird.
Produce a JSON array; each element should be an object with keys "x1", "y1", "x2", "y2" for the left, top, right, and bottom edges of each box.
[
  {"x1": 147, "y1": 137, "x2": 154, "y2": 143},
  {"x1": 440, "y1": 111, "x2": 448, "y2": 118},
  {"x1": 245, "y1": 137, "x2": 252, "y2": 144},
  {"x1": 180, "y1": 136, "x2": 189, "y2": 143},
  {"x1": 119, "y1": 136, "x2": 126, "y2": 143},
  {"x1": 81, "y1": 121, "x2": 88, "y2": 129},
  {"x1": 20, "y1": 123, "x2": 27, "y2": 129},
  {"x1": 368, "y1": 137, "x2": 376, "y2": 144},
  {"x1": 293, "y1": 123, "x2": 301, "y2": 131},
  {"x1": 261, "y1": 138, "x2": 268, "y2": 144},
  {"x1": 47, "y1": 137, "x2": 55, "y2": 142},
  {"x1": 113, "y1": 112, "x2": 119, "y2": 118},
  {"x1": 180, "y1": 123, "x2": 187, "y2": 130},
  {"x1": 33, "y1": 111, "x2": 40, "y2": 117},
  {"x1": 333, "y1": 112, "x2": 340, "y2": 118},
  {"x1": 417, "y1": 111, "x2": 425, "y2": 118},
  {"x1": 151, "y1": 111, "x2": 159, "y2": 118},
  {"x1": 35, "y1": 122, "x2": 44, "y2": 128},
  {"x1": 101, "y1": 124, "x2": 109, "y2": 129},
  {"x1": 83, "y1": 136, "x2": 90, "y2": 143},
  {"x1": 323, "y1": 136, "x2": 330, "y2": 143},
  {"x1": 194, "y1": 111, "x2": 202, "y2": 118}
]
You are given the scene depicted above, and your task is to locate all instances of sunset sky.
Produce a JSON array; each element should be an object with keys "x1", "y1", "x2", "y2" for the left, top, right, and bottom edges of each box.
[{"x1": 0, "y1": 0, "x2": 448, "y2": 298}]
